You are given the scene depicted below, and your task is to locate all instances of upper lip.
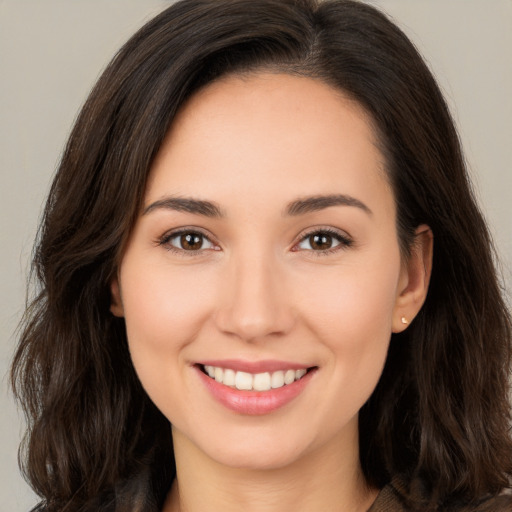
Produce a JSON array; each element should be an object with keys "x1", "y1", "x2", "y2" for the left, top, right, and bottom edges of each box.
[{"x1": 196, "y1": 359, "x2": 313, "y2": 374}]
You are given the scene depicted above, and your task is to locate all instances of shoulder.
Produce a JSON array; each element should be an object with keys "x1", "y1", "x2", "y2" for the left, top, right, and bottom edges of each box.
[
  {"x1": 368, "y1": 479, "x2": 512, "y2": 512},
  {"x1": 465, "y1": 492, "x2": 512, "y2": 512},
  {"x1": 367, "y1": 481, "x2": 407, "y2": 512}
]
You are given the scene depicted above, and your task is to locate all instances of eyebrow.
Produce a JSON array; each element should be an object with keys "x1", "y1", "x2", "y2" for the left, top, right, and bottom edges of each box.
[
  {"x1": 143, "y1": 193, "x2": 372, "y2": 218},
  {"x1": 143, "y1": 197, "x2": 224, "y2": 218},
  {"x1": 286, "y1": 194, "x2": 372, "y2": 216}
]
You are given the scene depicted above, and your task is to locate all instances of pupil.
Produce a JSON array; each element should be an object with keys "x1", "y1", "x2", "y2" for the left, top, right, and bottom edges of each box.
[
  {"x1": 181, "y1": 233, "x2": 202, "y2": 250},
  {"x1": 311, "y1": 233, "x2": 332, "y2": 250}
]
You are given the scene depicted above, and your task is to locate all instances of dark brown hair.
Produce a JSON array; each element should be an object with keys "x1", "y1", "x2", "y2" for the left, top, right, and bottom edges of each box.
[{"x1": 12, "y1": 1, "x2": 512, "y2": 511}]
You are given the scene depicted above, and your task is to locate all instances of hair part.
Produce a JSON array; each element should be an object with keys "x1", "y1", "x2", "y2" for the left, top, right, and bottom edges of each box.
[{"x1": 12, "y1": 1, "x2": 512, "y2": 510}]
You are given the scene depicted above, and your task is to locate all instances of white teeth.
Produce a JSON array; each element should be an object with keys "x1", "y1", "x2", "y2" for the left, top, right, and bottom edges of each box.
[
  {"x1": 235, "y1": 371, "x2": 253, "y2": 390},
  {"x1": 271, "y1": 371, "x2": 285, "y2": 389},
  {"x1": 203, "y1": 365, "x2": 309, "y2": 391},
  {"x1": 253, "y1": 372, "x2": 271, "y2": 391},
  {"x1": 284, "y1": 369, "x2": 295, "y2": 385},
  {"x1": 295, "y1": 369, "x2": 307, "y2": 379},
  {"x1": 223, "y1": 368, "x2": 236, "y2": 386}
]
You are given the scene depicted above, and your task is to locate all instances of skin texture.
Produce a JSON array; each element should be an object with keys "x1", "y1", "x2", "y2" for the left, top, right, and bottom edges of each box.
[{"x1": 111, "y1": 73, "x2": 432, "y2": 512}]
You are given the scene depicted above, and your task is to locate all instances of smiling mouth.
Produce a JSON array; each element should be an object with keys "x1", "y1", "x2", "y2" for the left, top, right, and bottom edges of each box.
[{"x1": 199, "y1": 364, "x2": 316, "y2": 392}]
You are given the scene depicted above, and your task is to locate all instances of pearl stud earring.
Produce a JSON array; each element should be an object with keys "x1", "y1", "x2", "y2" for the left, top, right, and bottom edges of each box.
[{"x1": 401, "y1": 317, "x2": 408, "y2": 325}]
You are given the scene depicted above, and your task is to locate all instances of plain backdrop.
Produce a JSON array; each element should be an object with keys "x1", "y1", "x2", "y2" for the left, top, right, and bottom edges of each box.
[{"x1": 1, "y1": 1, "x2": 511, "y2": 510}]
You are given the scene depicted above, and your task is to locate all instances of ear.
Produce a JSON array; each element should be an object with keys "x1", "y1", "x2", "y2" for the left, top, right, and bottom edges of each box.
[
  {"x1": 110, "y1": 276, "x2": 125, "y2": 317},
  {"x1": 392, "y1": 225, "x2": 433, "y2": 333}
]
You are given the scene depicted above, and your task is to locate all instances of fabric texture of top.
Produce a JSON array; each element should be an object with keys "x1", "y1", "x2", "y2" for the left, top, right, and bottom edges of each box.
[{"x1": 367, "y1": 478, "x2": 512, "y2": 511}]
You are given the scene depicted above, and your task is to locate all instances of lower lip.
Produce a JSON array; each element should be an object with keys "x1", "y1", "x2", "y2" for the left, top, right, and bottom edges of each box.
[{"x1": 196, "y1": 366, "x2": 316, "y2": 415}]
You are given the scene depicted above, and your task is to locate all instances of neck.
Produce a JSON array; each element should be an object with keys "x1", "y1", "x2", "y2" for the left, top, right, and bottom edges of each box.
[{"x1": 163, "y1": 425, "x2": 378, "y2": 512}]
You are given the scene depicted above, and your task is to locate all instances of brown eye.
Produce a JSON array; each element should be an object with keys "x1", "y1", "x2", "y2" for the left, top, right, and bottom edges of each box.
[
  {"x1": 164, "y1": 231, "x2": 215, "y2": 252},
  {"x1": 296, "y1": 230, "x2": 351, "y2": 253},
  {"x1": 180, "y1": 233, "x2": 204, "y2": 250},
  {"x1": 309, "y1": 233, "x2": 334, "y2": 250}
]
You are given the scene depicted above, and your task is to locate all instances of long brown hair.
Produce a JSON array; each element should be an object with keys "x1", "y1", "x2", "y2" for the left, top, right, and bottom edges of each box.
[{"x1": 12, "y1": 1, "x2": 512, "y2": 510}]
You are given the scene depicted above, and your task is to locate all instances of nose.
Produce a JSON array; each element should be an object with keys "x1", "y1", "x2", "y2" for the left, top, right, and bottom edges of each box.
[{"x1": 214, "y1": 251, "x2": 296, "y2": 342}]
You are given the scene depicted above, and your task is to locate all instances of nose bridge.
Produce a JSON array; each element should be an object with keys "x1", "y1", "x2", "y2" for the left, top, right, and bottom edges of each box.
[{"x1": 215, "y1": 245, "x2": 294, "y2": 342}]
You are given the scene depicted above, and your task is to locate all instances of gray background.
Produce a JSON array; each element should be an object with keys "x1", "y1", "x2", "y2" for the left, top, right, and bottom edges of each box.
[{"x1": 1, "y1": 1, "x2": 511, "y2": 509}]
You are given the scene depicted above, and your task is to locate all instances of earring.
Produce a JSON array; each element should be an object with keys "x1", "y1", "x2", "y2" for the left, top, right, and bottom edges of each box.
[{"x1": 401, "y1": 317, "x2": 408, "y2": 325}]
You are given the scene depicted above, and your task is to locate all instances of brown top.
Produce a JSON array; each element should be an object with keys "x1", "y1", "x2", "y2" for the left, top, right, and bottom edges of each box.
[{"x1": 367, "y1": 479, "x2": 512, "y2": 511}]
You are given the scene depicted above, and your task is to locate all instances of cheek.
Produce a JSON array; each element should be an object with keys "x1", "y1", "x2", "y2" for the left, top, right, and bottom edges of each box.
[
  {"x1": 121, "y1": 261, "x2": 215, "y2": 348},
  {"x1": 118, "y1": 258, "x2": 219, "y2": 408},
  {"x1": 294, "y1": 254, "x2": 401, "y2": 400},
  {"x1": 312, "y1": 271, "x2": 398, "y2": 424},
  {"x1": 298, "y1": 259, "x2": 400, "y2": 344}
]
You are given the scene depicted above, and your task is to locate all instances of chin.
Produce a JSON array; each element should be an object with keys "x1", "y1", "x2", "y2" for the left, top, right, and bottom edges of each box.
[
  {"x1": 207, "y1": 443, "x2": 309, "y2": 471},
  {"x1": 176, "y1": 422, "x2": 316, "y2": 472}
]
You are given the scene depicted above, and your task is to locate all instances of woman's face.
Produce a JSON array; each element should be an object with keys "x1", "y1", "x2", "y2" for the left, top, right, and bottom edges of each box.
[{"x1": 112, "y1": 73, "x2": 422, "y2": 470}]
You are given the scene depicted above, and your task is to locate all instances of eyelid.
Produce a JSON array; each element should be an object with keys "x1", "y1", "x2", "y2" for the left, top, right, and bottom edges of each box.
[
  {"x1": 157, "y1": 226, "x2": 220, "y2": 255},
  {"x1": 291, "y1": 226, "x2": 353, "y2": 254},
  {"x1": 156, "y1": 225, "x2": 353, "y2": 256}
]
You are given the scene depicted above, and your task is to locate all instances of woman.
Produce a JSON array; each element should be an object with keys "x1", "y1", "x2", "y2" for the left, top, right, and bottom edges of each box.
[{"x1": 11, "y1": 0, "x2": 512, "y2": 510}]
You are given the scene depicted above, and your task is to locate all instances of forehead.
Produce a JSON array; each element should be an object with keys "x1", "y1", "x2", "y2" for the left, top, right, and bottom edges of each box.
[{"x1": 146, "y1": 73, "x2": 391, "y2": 215}]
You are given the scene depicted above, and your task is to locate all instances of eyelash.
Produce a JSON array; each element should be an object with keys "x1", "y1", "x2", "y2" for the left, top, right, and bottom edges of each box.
[
  {"x1": 157, "y1": 227, "x2": 353, "y2": 257},
  {"x1": 157, "y1": 228, "x2": 218, "y2": 256},
  {"x1": 293, "y1": 227, "x2": 353, "y2": 256}
]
